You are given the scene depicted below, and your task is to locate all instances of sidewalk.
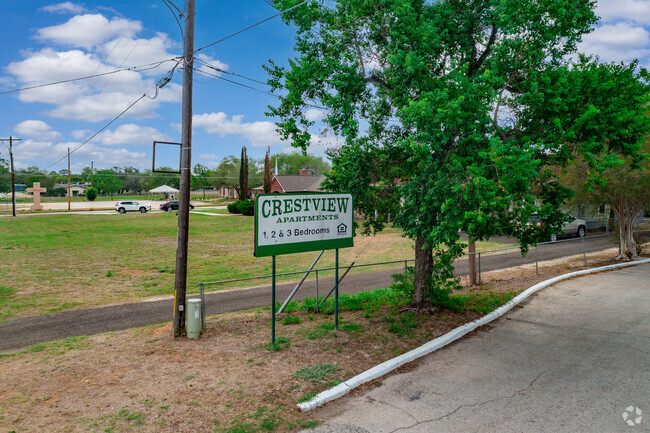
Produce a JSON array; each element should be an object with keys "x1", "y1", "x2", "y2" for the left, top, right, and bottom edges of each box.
[{"x1": 305, "y1": 263, "x2": 650, "y2": 433}]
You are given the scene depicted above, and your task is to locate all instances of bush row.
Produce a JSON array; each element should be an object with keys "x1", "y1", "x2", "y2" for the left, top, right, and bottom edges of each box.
[{"x1": 227, "y1": 199, "x2": 254, "y2": 216}]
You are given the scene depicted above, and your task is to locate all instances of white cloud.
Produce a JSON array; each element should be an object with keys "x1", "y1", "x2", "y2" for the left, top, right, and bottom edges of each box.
[
  {"x1": 196, "y1": 153, "x2": 221, "y2": 168},
  {"x1": 193, "y1": 112, "x2": 285, "y2": 148},
  {"x1": 304, "y1": 108, "x2": 326, "y2": 122},
  {"x1": 14, "y1": 139, "x2": 148, "y2": 168},
  {"x1": 36, "y1": 14, "x2": 142, "y2": 49},
  {"x1": 14, "y1": 120, "x2": 62, "y2": 141},
  {"x1": 195, "y1": 54, "x2": 229, "y2": 76},
  {"x1": 596, "y1": 0, "x2": 650, "y2": 25},
  {"x1": 41, "y1": 2, "x2": 85, "y2": 14},
  {"x1": 95, "y1": 124, "x2": 172, "y2": 146},
  {"x1": 98, "y1": 33, "x2": 179, "y2": 71},
  {"x1": 71, "y1": 129, "x2": 92, "y2": 139},
  {"x1": 6, "y1": 47, "x2": 182, "y2": 122},
  {"x1": 579, "y1": 22, "x2": 650, "y2": 61}
]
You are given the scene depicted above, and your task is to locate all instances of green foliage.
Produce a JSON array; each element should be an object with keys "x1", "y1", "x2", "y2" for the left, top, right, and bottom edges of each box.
[
  {"x1": 272, "y1": 152, "x2": 331, "y2": 175},
  {"x1": 282, "y1": 315, "x2": 301, "y2": 325},
  {"x1": 296, "y1": 392, "x2": 317, "y2": 404},
  {"x1": 227, "y1": 200, "x2": 254, "y2": 215},
  {"x1": 263, "y1": 147, "x2": 272, "y2": 193},
  {"x1": 238, "y1": 199, "x2": 254, "y2": 216},
  {"x1": 265, "y1": 336, "x2": 290, "y2": 352},
  {"x1": 85, "y1": 187, "x2": 98, "y2": 201},
  {"x1": 94, "y1": 169, "x2": 124, "y2": 198},
  {"x1": 0, "y1": 158, "x2": 10, "y2": 194},
  {"x1": 239, "y1": 146, "x2": 250, "y2": 200},
  {"x1": 47, "y1": 187, "x2": 67, "y2": 197},
  {"x1": 461, "y1": 290, "x2": 518, "y2": 313},
  {"x1": 268, "y1": 0, "x2": 649, "y2": 307},
  {"x1": 292, "y1": 363, "x2": 341, "y2": 383},
  {"x1": 386, "y1": 312, "x2": 418, "y2": 336}
]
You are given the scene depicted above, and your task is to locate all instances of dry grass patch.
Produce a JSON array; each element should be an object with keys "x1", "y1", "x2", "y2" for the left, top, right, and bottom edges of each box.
[{"x1": 0, "y1": 251, "x2": 640, "y2": 433}]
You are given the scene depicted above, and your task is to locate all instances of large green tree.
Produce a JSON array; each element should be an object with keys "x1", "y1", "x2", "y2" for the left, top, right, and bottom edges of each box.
[
  {"x1": 267, "y1": 0, "x2": 649, "y2": 308},
  {"x1": 192, "y1": 163, "x2": 211, "y2": 199},
  {"x1": 563, "y1": 139, "x2": 650, "y2": 260},
  {"x1": 94, "y1": 169, "x2": 124, "y2": 199},
  {"x1": 273, "y1": 152, "x2": 330, "y2": 175},
  {"x1": 0, "y1": 157, "x2": 10, "y2": 194}
]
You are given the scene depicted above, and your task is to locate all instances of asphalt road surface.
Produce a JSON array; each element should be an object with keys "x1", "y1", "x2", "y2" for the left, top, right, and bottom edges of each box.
[
  {"x1": 0, "y1": 234, "x2": 618, "y2": 353},
  {"x1": 301, "y1": 263, "x2": 650, "y2": 433}
]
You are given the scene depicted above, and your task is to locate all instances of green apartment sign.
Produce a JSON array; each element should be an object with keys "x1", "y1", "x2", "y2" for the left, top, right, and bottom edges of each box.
[{"x1": 254, "y1": 193, "x2": 354, "y2": 257}]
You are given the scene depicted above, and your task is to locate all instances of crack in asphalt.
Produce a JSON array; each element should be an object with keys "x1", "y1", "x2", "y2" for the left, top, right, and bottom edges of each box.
[
  {"x1": 366, "y1": 396, "x2": 420, "y2": 425},
  {"x1": 387, "y1": 368, "x2": 549, "y2": 433}
]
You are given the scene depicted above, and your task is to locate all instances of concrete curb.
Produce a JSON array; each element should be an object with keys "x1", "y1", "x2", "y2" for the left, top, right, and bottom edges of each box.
[{"x1": 297, "y1": 258, "x2": 650, "y2": 412}]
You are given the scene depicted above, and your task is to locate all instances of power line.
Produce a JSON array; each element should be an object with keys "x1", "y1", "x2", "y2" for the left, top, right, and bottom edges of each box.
[
  {"x1": 161, "y1": 0, "x2": 184, "y2": 38},
  {"x1": 0, "y1": 58, "x2": 179, "y2": 95},
  {"x1": 194, "y1": 57, "x2": 269, "y2": 86},
  {"x1": 194, "y1": 0, "x2": 309, "y2": 53},
  {"x1": 194, "y1": 67, "x2": 331, "y2": 112},
  {"x1": 41, "y1": 94, "x2": 149, "y2": 171}
]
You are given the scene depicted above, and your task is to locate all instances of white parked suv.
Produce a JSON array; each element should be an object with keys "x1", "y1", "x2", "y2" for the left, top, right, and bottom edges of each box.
[{"x1": 115, "y1": 201, "x2": 151, "y2": 214}]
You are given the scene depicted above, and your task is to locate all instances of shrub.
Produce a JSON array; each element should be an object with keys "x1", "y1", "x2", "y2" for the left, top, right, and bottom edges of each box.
[
  {"x1": 238, "y1": 199, "x2": 254, "y2": 216},
  {"x1": 227, "y1": 202, "x2": 240, "y2": 214},
  {"x1": 86, "y1": 187, "x2": 98, "y2": 201}
]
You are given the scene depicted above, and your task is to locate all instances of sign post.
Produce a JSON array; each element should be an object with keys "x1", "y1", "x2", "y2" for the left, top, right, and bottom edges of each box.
[{"x1": 255, "y1": 193, "x2": 354, "y2": 345}]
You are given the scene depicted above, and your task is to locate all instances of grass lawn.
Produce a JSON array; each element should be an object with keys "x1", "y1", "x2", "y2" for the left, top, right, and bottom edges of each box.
[{"x1": 0, "y1": 213, "x2": 514, "y2": 322}]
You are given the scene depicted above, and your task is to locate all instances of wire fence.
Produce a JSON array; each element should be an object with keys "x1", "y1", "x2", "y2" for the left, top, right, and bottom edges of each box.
[{"x1": 196, "y1": 229, "x2": 649, "y2": 326}]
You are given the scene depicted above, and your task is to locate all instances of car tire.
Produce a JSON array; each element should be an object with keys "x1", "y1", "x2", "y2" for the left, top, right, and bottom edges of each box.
[
  {"x1": 118, "y1": 208, "x2": 126, "y2": 214},
  {"x1": 550, "y1": 233, "x2": 557, "y2": 242},
  {"x1": 577, "y1": 226, "x2": 586, "y2": 238},
  {"x1": 140, "y1": 207, "x2": 147, "y2": 213}
]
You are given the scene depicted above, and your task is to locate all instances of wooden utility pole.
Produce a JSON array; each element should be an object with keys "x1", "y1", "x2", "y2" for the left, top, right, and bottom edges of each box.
[
  {"x1": 173, "y1": 0, "x2": 195, "y2": 338},
  {"x1": 0, "y1": 137, "x2": 21, "y2": 217},
  {"x1": 67, "y1": 148, "x2": 71, "y2": 211}
]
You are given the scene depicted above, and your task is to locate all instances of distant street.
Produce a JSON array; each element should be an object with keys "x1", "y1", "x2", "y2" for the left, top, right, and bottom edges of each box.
[{"x1": 0, "y1": 234, "x2": 616, "y2": 353}]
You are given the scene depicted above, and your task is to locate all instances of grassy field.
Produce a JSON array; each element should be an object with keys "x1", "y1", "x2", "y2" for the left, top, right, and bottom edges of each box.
[{"x1": 0, "y1": 213, "x2": 514, "y2": 322}]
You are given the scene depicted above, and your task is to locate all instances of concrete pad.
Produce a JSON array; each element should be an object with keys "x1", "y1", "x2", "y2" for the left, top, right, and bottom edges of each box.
[{"x1": 304, "y1": 263, "x2": 650, "y2": 433}]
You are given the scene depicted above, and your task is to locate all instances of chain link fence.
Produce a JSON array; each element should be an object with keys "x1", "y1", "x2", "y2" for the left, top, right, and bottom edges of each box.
[{"x1": 197, "y1": 229, "x2": 649, "y2": 327}]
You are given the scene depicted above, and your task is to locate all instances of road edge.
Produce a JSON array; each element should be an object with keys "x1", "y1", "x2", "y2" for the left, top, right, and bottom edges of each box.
[{"x1": 297, "y1": 258, "x2": 650, "y2": 412}]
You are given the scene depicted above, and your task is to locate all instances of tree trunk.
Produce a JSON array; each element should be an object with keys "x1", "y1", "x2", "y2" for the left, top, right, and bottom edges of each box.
[
  {"x1": 412, "y1": 235, "x2": 434, "y2": 309},
  {"x1": 616, "y1": 209, "x2": 638, "y2": 260},
  {"x1": 468, "y1": 237, "x2": 477, "y2": 285}
]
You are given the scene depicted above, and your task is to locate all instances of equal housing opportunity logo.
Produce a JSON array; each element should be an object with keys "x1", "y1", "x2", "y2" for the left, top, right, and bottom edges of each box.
[{"x1": 622, "y1": 406, "x2": 642, "y2": 426}]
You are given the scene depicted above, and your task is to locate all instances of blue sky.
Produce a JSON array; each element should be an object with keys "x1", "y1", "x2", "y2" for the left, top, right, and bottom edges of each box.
[{"x1": 1, "y1": 1, "x2": 649, "y2": 173}]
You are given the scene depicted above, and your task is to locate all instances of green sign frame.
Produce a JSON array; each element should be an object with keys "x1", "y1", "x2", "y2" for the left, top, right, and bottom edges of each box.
[{"x1": 254, "y1": 192, "x2": 354, "y2": 257}]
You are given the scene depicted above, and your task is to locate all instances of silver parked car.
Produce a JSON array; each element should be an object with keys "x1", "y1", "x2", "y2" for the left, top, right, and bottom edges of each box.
[
  {"x1": 529, "y1": 213, "x2": 587, "y2": 242},
  {"x1": 115, "y1": 201, "x2": 152, "y2": 214},
  {"x1": 555, "y1": 214, "x2": 587, "y2": 241}
]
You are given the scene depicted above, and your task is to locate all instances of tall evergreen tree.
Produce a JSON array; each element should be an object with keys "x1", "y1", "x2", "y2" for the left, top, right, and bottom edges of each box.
[
  {"x1": 263, "y1": 147, "x2": 272, "y2": 193},
  {"x1": 238, "y1": 146, "x2": 250, "y2": 200}
]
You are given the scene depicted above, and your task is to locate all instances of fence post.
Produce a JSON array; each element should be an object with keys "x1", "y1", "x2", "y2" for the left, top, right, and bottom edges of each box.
[
  {"x1": 535, "y1": 245, "x2": 539, "y2": 276},
  {"x1": 478, "y1": 252, "x2": 481, "y2": 285},
  {"x1": 199, "y1": 283, "x2": 205, "y2": 331},
  {"x1": 315, "y1": 270, "x2": 319, "y2": 314},
  {"x1": 404, "y1": 260, "x2": 408, "y2": 274}
]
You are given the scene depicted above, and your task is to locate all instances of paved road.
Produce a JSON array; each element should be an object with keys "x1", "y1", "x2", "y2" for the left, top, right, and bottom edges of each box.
[
  {"x1": 0, "y1": 235, "x2": 617, "y2": 353},
  {"x1": 303, "y1": 263, "x2": 650, "y2": 433}
]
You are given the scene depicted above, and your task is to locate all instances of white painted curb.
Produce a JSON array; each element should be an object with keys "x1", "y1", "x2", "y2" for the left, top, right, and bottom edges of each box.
[{"x1": 297, "y1": 258, "x2": 650, "y2": 412}]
